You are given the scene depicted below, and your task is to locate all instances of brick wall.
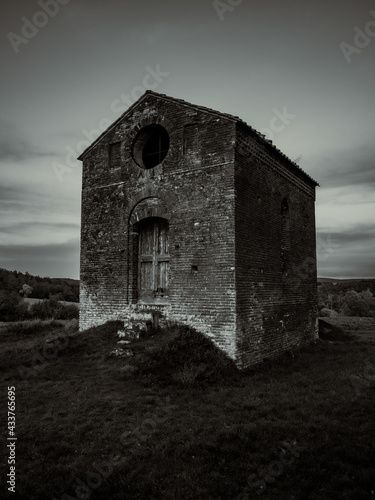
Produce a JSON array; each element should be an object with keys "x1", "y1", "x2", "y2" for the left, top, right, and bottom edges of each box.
[
  {"x1": 80, "y1": 92, "x2": 318, "y2": 368},
  {"x1": 80, "y1": 94, "x2": 238, "y2": 358},
  {"x1": 234, "y1": 124, "x2": 318, "y2": 368}
]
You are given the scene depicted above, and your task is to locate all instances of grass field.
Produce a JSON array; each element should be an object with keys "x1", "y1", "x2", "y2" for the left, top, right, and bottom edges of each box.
[{"x1": 1, "y1": 317, "x2": 374, "y2": 500}]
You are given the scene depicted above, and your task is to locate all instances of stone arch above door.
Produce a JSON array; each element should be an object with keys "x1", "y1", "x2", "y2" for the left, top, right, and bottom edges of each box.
[
  {"x1": 129, "y1": 197, "x2": 169, "y2": 226},
  {"x1": 128, "y1": 196, "x2": 170, "y2": 305}
]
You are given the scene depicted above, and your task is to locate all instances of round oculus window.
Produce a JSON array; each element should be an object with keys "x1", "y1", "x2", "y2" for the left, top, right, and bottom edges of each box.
[{"x1": 132, "y1": 124, "x2": 170, "y2": 169}]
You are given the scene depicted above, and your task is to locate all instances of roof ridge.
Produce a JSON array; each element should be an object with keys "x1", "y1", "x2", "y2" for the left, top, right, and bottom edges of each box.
[
  {"x1": 144, "y1": 90, "x2": 242, "y2": 122},
  {"x1": 144, "y1": 91, "x2": 318, "y2": 186},
  {"x1": 78, "y1": 90, "x2": 318, "y2": 186}
]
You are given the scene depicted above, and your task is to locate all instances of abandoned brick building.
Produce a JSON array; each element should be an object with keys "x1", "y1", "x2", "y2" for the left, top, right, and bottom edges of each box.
[{"x1": 79, "y1": 90, "x2": 318, "y2": 368}]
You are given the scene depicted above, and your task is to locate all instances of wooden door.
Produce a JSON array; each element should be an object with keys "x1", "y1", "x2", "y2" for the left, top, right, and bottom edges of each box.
[{"x1": 138, "y1": 218, "x2": 170, "y2": 303}]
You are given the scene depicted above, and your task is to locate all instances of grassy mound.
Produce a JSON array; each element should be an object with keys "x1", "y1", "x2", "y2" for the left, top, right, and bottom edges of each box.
[
  {"x1": 57, "y1": 321, "x2": 240, "y2": 386},
  {"x1": 131, "y1": 324, "x2": 240, "y2": 385}
]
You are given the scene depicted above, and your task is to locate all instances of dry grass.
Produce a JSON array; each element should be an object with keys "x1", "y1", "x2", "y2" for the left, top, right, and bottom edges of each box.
[{"x1": 0, "y1": 319, "x2": 374, "y2": 499}]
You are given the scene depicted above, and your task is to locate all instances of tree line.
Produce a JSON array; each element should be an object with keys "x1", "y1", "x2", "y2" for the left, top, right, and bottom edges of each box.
[
  {"x1": 0, "y1": 268, "x2": 80, "y2": 322},
  {"x1": 0, "y1": 268, "x2": 79, "y2": 302},
  {"x1": 318, "y1": 279, "x2": 375, "y2": 317}
]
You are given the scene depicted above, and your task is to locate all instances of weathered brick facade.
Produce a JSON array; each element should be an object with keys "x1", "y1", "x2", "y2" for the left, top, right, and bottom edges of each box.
[{"x1": 79, "y1": 91, "x2": 318, "y2": 368}]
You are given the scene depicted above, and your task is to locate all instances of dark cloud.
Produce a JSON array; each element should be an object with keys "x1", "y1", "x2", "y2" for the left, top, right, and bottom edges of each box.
[
  {"x1": 317, "y1": 225, "x2": 375, "y2": 246},
  {"x1": 317, "y1": 225, "x2": 375, "y2": 279},
  {"x1": 0, "y1": 185, "x2": 49, "y2": 207},
  {"x1": 0, "y1": 181, "x2": 80, "y2": 278},
  {"x1": 0, "y1": 239, "x2": 80, "y2": 279},
  {"x1": 0, "y1": 182, "x2": 80, "y2": 214},
  {"x1": 0, "y1": 140, "x2": 56, "y2": 161},
  {"x1": 311, "y1": 144, "x2": 375, "y2": 189},
  {"x1": 319, "y1": 253, "x2": 375, "y2": 280},
  {"x1": 0, "y1": 121, "x2": 55, "y2": 161},
  {"x1": 0, "y1": 221, "x2": 79, "y2": 236},
  {"x1": 0, "y1": 185, "x2": 24, "y2": 201}
]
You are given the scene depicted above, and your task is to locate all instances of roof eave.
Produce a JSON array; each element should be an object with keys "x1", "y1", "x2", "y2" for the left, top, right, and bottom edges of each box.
[
  {"x1": 77, "y1": 91, "x2": 151, "y2": 161},
  {"x1": 236, "y1": 122, "x2": 319, "y2": 187}
]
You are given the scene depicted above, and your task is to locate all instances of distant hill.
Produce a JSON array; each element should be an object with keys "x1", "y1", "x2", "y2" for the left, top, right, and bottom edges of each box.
[
  {"x1": 1, "y1": 269, "x2": 372, "y2": 305},
  {"x1": 0, "y1": 268, "x2": 79, "y2": 302},
  {"x1": 24, "y1": 297, "x2": 80, "y2": 308},
  {"x1": 318, "y1": 277, "x2": 375, "y2": 284},
  {"x1": 318, "y1": 278, "x2": 375, "y2": 294}
]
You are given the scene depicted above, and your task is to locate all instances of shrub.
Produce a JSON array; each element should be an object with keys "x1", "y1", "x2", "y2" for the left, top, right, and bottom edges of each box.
[
  {"x1": 341, "y1": 290, "x2": 375, "y2": 317},
  {"x1": 57, "y1": 303, "x2": 79, "y2": 320},
  {"x1": 5, "y1": 319, "x2": 64, "y2": 334},
  {"x1": 0, "y1": 291, "x2": 30, "y2": 322},
  {"x1": 64, "y1": 318, "x2": 79, "y2": 334},
  {"x1": 29, "y1": 299, "x2": 79, "y2": 320}
]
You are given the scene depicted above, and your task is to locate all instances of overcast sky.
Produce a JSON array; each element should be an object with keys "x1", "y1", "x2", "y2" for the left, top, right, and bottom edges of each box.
[{"x1": 1, "y1": 0, "x2": 374, "y2": 279}]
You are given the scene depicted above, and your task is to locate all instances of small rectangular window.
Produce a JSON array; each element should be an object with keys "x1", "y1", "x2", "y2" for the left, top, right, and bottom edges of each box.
[
  {"x1": 183, "y1": 123, "x2": 199, "y2": 154},
  {"x1": 109, "y1": 142, "x2": 121, "y2": 169}
]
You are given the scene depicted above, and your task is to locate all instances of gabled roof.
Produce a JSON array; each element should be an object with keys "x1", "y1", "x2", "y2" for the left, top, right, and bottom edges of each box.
[{"x1": 78, "y1": 90, "x2": 318, "y2": 186}]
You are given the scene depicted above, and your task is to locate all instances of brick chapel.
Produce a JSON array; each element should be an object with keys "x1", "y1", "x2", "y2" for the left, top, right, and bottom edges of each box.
[{"x1": 78, "y1": 91, "x2": 319, "y2": 368}]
